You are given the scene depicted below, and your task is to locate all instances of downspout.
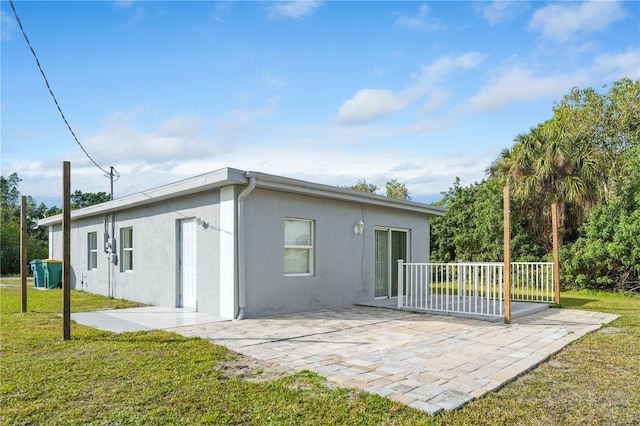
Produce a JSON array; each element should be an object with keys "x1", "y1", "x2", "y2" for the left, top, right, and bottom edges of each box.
[
  {"x1": 104, "y1": 212, "x2": 117, "y2": 298},
  {"x1": 235, "y1": 172, "x2": 257, "y2": 320},
  {"x1": 104, "y1": 215, "x2": 110, "y2": 297},
  {"x1": 110, "y1": 212, "x2": 116, "y2": 297}
]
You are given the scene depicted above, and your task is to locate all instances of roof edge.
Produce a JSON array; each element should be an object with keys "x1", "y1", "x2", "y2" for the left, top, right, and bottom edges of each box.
[
  {"x1": 37, "y1": 167, "x2": 446, "y2": 226},
  {"x1": 251, "y1": 172, "x2": 447, "y2": 216},
  {"x1": 37, "y1": 167, "x2": 248, "y2": 226}
]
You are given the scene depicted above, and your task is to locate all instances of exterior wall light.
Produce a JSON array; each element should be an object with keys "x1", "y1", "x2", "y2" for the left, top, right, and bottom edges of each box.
[
  {"x1": 194, "y1": 217, "x2": 208, "y2": 228},
  {"x1": 354, "y1": 220, "x2": 364, "y2": 235}
]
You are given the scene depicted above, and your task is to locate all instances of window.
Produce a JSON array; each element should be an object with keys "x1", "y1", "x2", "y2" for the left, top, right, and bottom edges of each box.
[
  {"x1": 121, "y1": 227, "x2": 133, "y2": 271},
  {"x1": 284, "y1": 218, "x2": 313, "y2": 276},
  {"x1": 88, "y1": 232, "x2": 98, "y2": 270}
]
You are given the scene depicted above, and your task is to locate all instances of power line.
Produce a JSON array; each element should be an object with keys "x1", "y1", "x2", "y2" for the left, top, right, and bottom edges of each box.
[{"x1": 9, "y1": 0, "x2": 118, "y2": 183}]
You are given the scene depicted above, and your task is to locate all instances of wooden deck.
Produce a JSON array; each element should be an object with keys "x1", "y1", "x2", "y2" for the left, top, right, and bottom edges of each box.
[{"x1": 357, "y1": 296, "x2": 550, "y2": 323}]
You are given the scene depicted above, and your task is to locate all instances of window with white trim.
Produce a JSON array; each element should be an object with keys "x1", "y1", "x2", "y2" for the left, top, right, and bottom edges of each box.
[
  {"x1": 284, "y1": 218, "x2": 313, "y2": 276},
  {"x1": 121, "y1": 227, "x2": 133, "y2": 271},
  {"x1": 88, "y1": 232, "x2": 98, "y2": 270}
]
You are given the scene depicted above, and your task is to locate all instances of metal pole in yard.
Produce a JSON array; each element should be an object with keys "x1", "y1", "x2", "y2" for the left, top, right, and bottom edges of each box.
[
  {"x1": 503, "y1": 186, "x2": 511, "y2": 324},
  {"x1": 20, "y1": 195, "x2": 28, "y2": 313},
  {"x1": 552, "y1": 203, "x2": 561, "y2": 307},
  {"x1": 62, "y1": 161, "x2": 71, "y2": 340}
]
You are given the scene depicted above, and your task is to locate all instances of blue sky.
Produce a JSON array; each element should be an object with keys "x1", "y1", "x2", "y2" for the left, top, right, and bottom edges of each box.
[{"x1": 2, "y1": 1, "x2": 638, "y2": 206}]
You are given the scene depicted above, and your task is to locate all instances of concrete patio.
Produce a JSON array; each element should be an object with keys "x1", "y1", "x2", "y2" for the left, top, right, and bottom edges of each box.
[{"x1": 72, "y1": 305, "x2": 618, "y2": 415}]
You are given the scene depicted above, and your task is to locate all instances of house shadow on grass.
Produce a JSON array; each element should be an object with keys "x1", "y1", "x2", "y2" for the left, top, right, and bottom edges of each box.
[{"x1": 558, "y1": 297, "x2": 598, "y2": 309}]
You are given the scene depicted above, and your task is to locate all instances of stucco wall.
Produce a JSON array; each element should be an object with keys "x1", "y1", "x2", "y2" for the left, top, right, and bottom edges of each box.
[
  {"x1": 242, "y1": 188, "x2": 431, "y2": 318},
  {"x1": 48, "y1": 190, "x2": 223, "y2": 315},
  {"x1": 46, "y1": 183, "x2": 434, "y2": 319}
]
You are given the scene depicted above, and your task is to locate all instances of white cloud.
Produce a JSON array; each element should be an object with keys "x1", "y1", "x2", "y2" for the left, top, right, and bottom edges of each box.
[
  {"x1": 10, "y1": 98, "x2": 278, "y2": 190},
  {"x1": 529, "y1": 0, "x2": 626, "y2": 42},
  {"x1": 592, "y1": 48, "x2": 640, "y2": 81},
  {"x1": 400, "y1": 118, "x2": 455, "y2": 135},
  {"x1": 420, "y1": 89, "x2": 450, "y2": 114},
  {"x1": 337, "y1": 89, "x2": 409, "y2": 125},
  {"x1": 8, "y1": 109, "x2": 492, "y2": 207},
  {"x1": 81, "y1": 110, "x2": 211, "y2": 164},
  {"x1": 165, "y1": 143, "x2": 493, "y2": 202},
  {"x1": 10, "y1": 139, "x2": 494, "y2": 206},
  {"x1": 395, "y1": 4, "x2": 443, "y2": 31},
  {"x1": 1, "y1": 10, "x2": 16, "y2": 41},
  {"x1": 479, "y1": 1, "x2": 528, "y2": 25},
  {"x1": 267, "y1": 1, "x2": 323, "y2": 19},
  {"x1": 422, "y1": 52, "x2": 484, "y2": 78},
  {"x1": 467, "y1": 49, "x2": 639, "y2": 111},
  {"x1": 337, "y1": 52, "x2": 484, "y2": 125},
  {"x1": 158, "y1": 115, "x2": 204, "y2": 138},
  {"x1": 9, "y1": 128, "x2": 51, "y2": 140},
  {"x1": 468, "y1": 67, "x2": 589, "y2": 111},
  {"x1": 215, "y1": 97, "x2": 279, "y2": 142}
]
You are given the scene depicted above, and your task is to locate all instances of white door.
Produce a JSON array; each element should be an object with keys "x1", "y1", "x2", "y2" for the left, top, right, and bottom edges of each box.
[{"x1": 180, "y1": 220, "x2": 197, "y2": 310}]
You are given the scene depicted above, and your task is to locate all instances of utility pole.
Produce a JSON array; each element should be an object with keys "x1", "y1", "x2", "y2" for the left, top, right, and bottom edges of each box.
[
  {"x1": 63, "y1": 161, "x2": 71, "y2": 340},
  {"x1": 109, "y1": 166, "x2": 114, "y2": 201},
  {"x1": 20, "y1": 196, "x2": 27, "y2": 313}
]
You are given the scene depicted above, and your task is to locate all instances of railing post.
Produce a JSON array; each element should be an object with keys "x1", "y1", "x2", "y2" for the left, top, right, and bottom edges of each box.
[
  {"x1": 397, "y1": 259, "x2": 404, "y2": 309},
  {"x1": 552, "y1": 203, "x2": 561, "y2": 307},
  {"x1": 457, "y1": 262, "x2": 463, "y2": 311},
  {"x1": 503, "y1": 186, "x2": 511, "y2": 324}
]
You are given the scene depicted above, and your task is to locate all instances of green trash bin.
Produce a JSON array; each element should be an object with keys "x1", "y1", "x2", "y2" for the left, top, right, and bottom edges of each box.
[
  {"x1": 30, "y1": 260, "x2": 45, "y2": 288},
  {"x1": 42, "y1": 259, "x2": 63, "y2": 289}
]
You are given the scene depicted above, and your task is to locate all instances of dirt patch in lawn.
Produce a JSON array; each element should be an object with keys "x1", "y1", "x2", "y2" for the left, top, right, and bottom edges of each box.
[
  {"x1": 215, "y1": 353, "x2": 289, "y2": 382},
  {"x1": 214, "y1": 352, "x2": 344, "y2": 392}
]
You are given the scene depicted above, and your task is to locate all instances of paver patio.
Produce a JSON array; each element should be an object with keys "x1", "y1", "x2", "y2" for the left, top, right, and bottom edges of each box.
[
  {"x1": 71, "y1": 304, "x2": 617, "y2": 414},
  {"x1": 163, "y1": 306, "x2": 618, "y2": 414}
]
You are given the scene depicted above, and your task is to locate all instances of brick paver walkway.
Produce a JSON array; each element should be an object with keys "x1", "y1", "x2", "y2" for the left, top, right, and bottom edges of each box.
[{"x1": 168, "y1": 306, "x2": 618, "y2": 414}]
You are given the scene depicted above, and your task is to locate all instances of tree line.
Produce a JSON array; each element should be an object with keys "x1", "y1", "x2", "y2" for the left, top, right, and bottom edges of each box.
[
  {"x1": 429, "y1": 78, "x2": 639, "y2": 292},
  {"x1": 344, "y1": 178, "x2": 411, "y2": 200},
  {"x1": 0, "y1": 174, "x2": 110, "y2": 275}
]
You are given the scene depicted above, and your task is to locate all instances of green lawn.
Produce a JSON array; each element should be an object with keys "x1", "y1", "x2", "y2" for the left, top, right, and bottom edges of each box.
[
  {"x1": 1, "y1": 284, "x2": 638, "y2": 425},
  {"x1": 439, "y1": 291, "x2": 640, "y2": 425}
]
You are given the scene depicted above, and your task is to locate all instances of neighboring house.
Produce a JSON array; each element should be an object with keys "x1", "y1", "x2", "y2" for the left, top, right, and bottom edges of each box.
[{"x1": 38, "y1": 168, "x2": 446, "y2": 319}]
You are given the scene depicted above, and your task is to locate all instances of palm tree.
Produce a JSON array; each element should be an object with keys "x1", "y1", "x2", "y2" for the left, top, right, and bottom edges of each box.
[{"x1": 490, "y1": 118, "x2": 600, "y2": 249}]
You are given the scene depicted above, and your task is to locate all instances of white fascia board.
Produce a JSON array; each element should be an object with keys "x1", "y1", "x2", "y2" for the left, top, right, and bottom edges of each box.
[
  {"x1": 252, "y1": 172, "x2": 447, "y2": 217},
  {"x1": 37, "y1": 168, "x2": 249, "y2": 226},
  {"x1": 37, "y1": 167, "x2": 447, "y2": 227}
]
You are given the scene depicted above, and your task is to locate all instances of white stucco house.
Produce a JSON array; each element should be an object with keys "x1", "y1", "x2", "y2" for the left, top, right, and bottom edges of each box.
[{"x1": 38, "y1": 168, "x2": 446, "y2": 319}]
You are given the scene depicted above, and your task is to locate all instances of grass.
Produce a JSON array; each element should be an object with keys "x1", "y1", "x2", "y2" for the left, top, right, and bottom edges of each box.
[
  {"x1": 0, "y1": 285, "x2": 430, "y2": 425},
  {"x1": 1, "y1": 284, "x2": 639, "y2": 425},
  {"x1": 434, "y1": 290, "x2": 640, "y2": 425}
]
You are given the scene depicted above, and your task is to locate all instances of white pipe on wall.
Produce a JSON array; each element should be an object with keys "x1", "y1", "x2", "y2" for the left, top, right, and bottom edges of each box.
[{"x1": 235, "y1": 172, "x2": 257, "y2": 320}]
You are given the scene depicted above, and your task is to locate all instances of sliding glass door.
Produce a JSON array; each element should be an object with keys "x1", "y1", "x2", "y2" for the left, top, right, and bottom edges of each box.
[{"x1": 375, "y1": 228, "x2": 408, "y2": 298}]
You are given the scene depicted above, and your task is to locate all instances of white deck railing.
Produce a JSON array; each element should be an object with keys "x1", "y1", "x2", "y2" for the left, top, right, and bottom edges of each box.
[
  {"x1": 510, "y1": 262, "x2": 555, "y2": 303},
  {"x1": 398, "y1": 261, "x2": 554, "y2": 318}
]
